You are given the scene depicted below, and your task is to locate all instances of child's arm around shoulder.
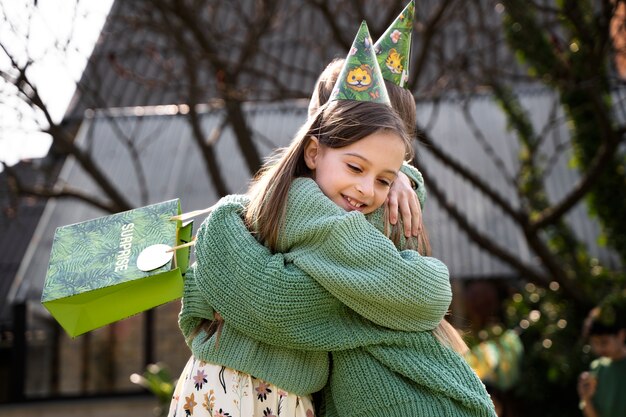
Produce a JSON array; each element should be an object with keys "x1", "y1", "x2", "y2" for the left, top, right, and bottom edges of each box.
[
  {"x1": 178, "y1": 193, "x2": 247, "y2": 343},
  {"x1": 283, "y1": 178, "x2": 451, "y2": 331},
  {"x1": 293, "y1": 211, "x2": 451, "y2": 331}
]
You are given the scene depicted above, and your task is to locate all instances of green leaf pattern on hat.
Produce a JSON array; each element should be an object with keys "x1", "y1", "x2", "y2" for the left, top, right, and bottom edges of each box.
[
  {"x1": 330, "y1": 21, "x2": 391, "y2": 105},
  {"x1": 374, "y1": 0, "x2": 414, "y2": 88}
]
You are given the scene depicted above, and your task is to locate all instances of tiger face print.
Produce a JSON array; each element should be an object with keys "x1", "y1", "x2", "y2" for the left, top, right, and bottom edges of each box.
[{"x1": 385, "y1": 48, "x2": 404, "y2": 75}]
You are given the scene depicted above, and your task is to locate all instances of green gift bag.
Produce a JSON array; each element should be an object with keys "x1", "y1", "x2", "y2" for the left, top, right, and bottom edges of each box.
[{"x1": 41, "y1": 199, "x2": 193, "y2": 338}]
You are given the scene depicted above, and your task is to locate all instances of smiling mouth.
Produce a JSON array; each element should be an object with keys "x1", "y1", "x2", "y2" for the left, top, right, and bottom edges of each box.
[{"x1": 345, "y1": 196, "x2": 366, "y2": 209}]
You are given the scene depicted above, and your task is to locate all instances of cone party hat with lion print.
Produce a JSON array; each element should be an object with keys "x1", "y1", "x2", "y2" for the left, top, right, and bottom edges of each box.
[
  {"x1": 329, "y1": 21, "x2": 391, "y2": 105},
  {"x1": 374, "y1": 0, "x2": 414, "y2": 88}
]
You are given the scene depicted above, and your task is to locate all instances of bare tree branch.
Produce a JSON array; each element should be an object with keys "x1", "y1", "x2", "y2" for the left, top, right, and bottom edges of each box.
[
  {"x1": 460, "y1": 97, "x2": 517, "y2": 187},
  {"x1": 415, "y1": 160, "x2": 550, "y2": 285},
  {"x1": 417, "y1": 130, "x2": 523, "y2": 221},
  {"x1": 151, "y1": 3, "x2": 230, "y2": 196},
  {"x1": 3, "y1": 163, "x2": 118, "y2": 213},
  {"x1": 532, "y1": 106, "x2": 626, "y2": 230},
  {"x1": 409, "y1": 0, "x2": 457, "y2": 89},
  {"x1": 155, "y1": 0, "x2": 263, "y2": 174},
  {"x1": 306, "y1": 0, "x2": 352, "y2": 50},
  {"x1": 0, "y1": 44, "x2": 132, "y2": 212}
]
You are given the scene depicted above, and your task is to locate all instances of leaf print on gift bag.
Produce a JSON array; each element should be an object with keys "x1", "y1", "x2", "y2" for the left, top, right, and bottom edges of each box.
[
  {"x1": 42, "y1": 199, "x2": 192, "y2": 338},
  {"x1": 213, "y1": 409, "x2": 231, "y2": 417},
  {"x1": 255, "y1": 381, "x2": 272, "y2": 402}
]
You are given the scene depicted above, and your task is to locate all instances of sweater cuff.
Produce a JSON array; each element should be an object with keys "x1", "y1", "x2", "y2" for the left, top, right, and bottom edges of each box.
[
  {"x1": 179, "y1": 265, "x2": 215, "y2": 340},
  {"x1": 183, "y1": 266, "x2": 215, "y2": 320},
  {"x1": 400, "y1": 161, "x2": 426, "y2": 208}
]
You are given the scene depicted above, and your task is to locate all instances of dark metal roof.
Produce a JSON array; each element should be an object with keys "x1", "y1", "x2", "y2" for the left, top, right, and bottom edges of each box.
[
  {"x1": 9, "y1": 91, "x2": 620, "y2": 311},
  {"x1": 0, "y1": 160, "x2": 59, "y2": 321},
  {"x1": 0, "y1": 201, "x2": 45, "y2": 312},
  {"x1": 65, "y1": 0, "x2": 522, "y2": 119},
  {"x1": 65, "y1": 0, "x2": 342, "y2": 117}
]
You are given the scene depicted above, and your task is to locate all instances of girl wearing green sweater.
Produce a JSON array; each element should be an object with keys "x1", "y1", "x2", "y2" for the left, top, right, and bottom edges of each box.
[
  {"x1": 176, "y1": 89, "x2": 495, "y2": 417},
  {"x1": 171, "y1": 102, "x2": 494, "y2": 417},
  {"x1": 168, "y1": 23, "x2": 495, "y2": 417}
]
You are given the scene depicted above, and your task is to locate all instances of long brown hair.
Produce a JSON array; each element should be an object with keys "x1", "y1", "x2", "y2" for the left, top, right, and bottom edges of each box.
[{"x1": 245, "y1": 99, "x2": 413, "y2": 252}]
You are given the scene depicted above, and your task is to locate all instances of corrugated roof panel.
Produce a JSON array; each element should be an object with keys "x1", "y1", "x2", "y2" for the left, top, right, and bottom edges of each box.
[
  {"x1": 67, "y1": 0, "x2": 526, "y2": 118},
  {"x1": 247, "y1": 103, "x2": 308, "y2": 154},
  {"x1": 416, "y1": 90, "x2": 620, "y2": 277},
  {"x1": 417, "y1": 95, "x2": 531, "y2": 279},
  {"x1": 214, "y1": 123, "x2": 253, "y2": 194},
  {"x1": 175, "y1": 115, "x2": 218, "y2": 198}
]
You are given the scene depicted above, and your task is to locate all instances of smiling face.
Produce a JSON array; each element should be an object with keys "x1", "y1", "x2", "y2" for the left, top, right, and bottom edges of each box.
[{"x1": 304, "y1": 130, "x2": 405, "y2": 214}]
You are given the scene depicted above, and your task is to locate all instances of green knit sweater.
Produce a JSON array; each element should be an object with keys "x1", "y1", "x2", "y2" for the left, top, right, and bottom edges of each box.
[{"x1": 181, "y1": 178, "x2": 495, "y2": 416}]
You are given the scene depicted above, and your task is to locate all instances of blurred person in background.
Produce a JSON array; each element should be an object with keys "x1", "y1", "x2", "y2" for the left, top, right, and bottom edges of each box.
[{"x1": 577, "y1": 292, "x2": 626, "y2": 417}]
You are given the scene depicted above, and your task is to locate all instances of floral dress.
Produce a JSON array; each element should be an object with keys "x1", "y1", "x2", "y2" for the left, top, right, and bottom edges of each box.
[{"x1": 168, "y1": 356, "x2": 315, "y2": 417}]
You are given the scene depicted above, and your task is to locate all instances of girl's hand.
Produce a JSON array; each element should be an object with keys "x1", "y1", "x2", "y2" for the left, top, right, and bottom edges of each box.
[
  {"x1": 577, "y1": 371, "x2": 597, "y2": 401},
  {"x1": 387, "y1": 171, "x2": 422, "y2": 237}
]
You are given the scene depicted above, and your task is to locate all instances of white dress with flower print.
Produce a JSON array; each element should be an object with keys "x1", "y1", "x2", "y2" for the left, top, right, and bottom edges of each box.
[{"x1": 168, "y1": 356, "x2": 315, "y2": 417}]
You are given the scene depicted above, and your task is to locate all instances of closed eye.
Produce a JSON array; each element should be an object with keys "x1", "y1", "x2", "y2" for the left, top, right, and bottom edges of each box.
[
  {"x1": 378, "y1": 178, "x2": 392, "y2": 187},
  {"x1": 347, "y1": 164, "x2": 362, "y2": 173}
]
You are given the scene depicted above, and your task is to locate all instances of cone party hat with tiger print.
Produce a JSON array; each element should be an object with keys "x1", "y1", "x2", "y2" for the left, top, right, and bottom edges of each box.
[
  {"x1": 374, "y1": 0, "x2": 414, "y2": 88},
  {"x1": 329, "y1": 21, "x2": 391, "y2": 105}
]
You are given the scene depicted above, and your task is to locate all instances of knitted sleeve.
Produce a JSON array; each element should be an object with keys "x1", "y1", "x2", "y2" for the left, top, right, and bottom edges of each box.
[
  {"x1": 289, "y1": 211, "x2": 451, "y2": 331},
  {"x1": 277, "y1": 178, "x2": 451, "y2": 331},
  {"x1": 365, "y1": 338, "x2": 498, "y2": 415},
  {"x1": 178, "y1": 265, "x2": 215, "y2": 345}
]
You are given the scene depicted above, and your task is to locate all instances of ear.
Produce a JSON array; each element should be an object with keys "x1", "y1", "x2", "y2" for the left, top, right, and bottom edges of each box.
[{"x1": 304, "y1": 136, "x2": 320, "y2": 170}]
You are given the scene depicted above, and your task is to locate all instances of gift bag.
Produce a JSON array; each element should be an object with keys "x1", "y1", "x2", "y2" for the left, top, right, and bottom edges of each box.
[{"x1": 41, "y1": 199, "x2": 193, "y2": 337}]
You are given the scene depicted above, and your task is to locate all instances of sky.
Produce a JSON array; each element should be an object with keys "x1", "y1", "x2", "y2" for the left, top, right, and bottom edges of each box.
[{"x1": 0, "y1": 0, "x2": 113, "y2": 170}]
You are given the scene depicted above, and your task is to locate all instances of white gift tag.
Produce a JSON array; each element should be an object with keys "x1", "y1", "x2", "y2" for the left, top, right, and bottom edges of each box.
[{"x1": 136, "y1": 244, "x2": 174, "y2": 272}]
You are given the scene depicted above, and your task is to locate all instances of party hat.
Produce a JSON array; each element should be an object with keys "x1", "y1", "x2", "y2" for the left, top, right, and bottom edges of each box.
[
  {"x1": 373, "y1": 0, "x2": 414, "y2": 88},
  {"x1": 329, "y1": 21, "x2": 391, "y2": 105}
]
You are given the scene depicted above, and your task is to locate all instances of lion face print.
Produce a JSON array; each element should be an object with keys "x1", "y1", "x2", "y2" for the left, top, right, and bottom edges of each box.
[
  {"x1": 346, "y1": 65, "x2": 373, "y2": 91},
  {"x1": 385, "y1": 48, "x2": 404, "y2": 75}
]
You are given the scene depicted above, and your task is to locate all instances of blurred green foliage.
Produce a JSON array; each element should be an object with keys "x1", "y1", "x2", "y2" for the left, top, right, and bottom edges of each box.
[{"x1": 130, "y1": 362, "x2": 176, "y2": 417}]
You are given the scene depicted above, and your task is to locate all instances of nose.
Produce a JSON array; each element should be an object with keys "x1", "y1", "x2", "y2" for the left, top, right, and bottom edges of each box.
[{"x1": 356, "y1": 178, "x2": 375, "y2": 198}]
